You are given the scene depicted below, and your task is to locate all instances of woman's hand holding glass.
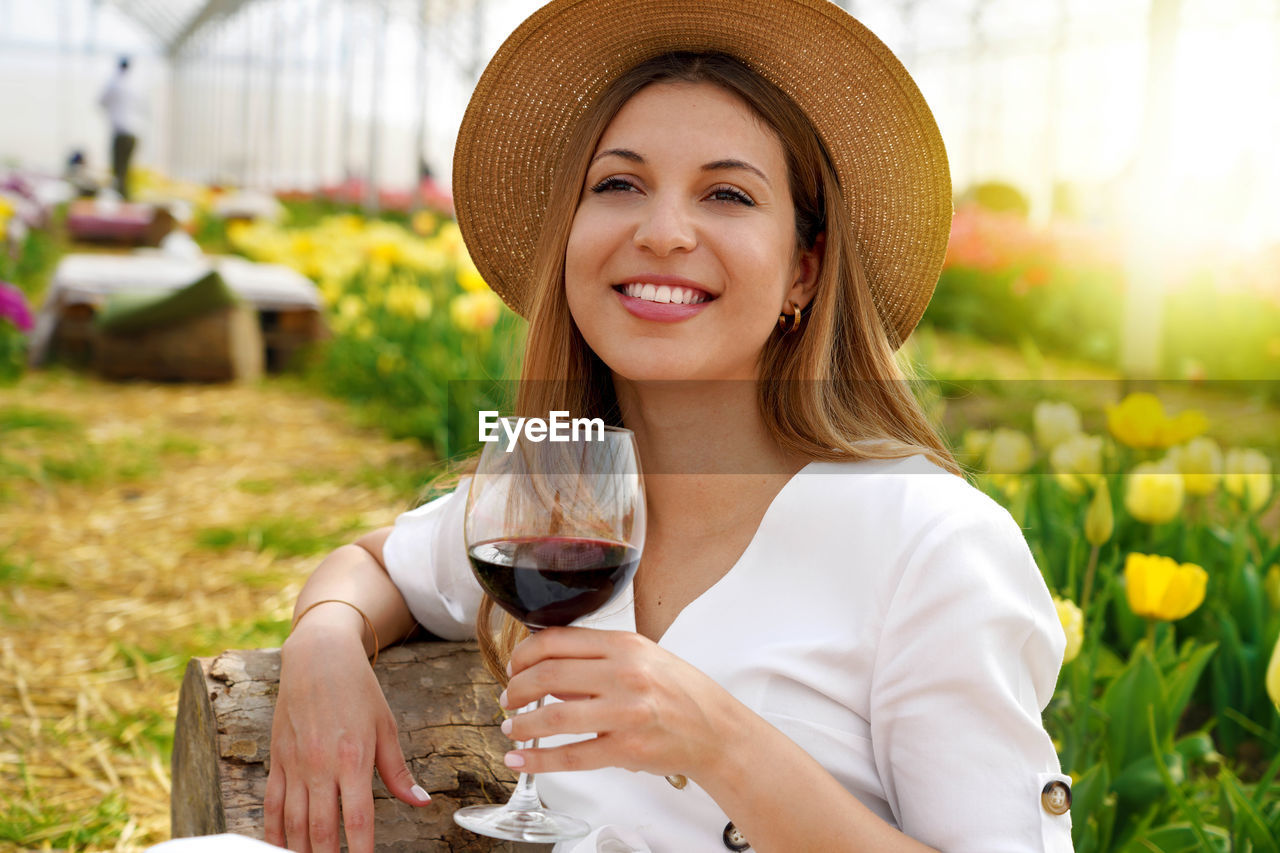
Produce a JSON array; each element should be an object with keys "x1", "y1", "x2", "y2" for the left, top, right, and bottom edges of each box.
[{"x1": 498, "y1": 626, "x2": 742, "y2": 782}]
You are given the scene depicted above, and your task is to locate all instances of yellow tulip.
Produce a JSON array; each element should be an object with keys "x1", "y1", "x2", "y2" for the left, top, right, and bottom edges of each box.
[
  {"x1": 1106, "y1": 392, "x2": 1208, "y2": 449},
  {"x1": 337, "y1": 295, "x2": 365, "y2": 323},
  {"x1": 376, "y1": 350, "x2": 404, "y2": 377},
  {"x1": 1169, "y1": 437, "x2": 1222, "y2": 496},
  {"x1": 1124, "y1": 553, "x2": 1207, "y2": 621},
  {"x1": 1165, "y1": 410, "x2": 1209, "y2": 446},
  {"x1": 985, "y1": 428, "x2": 1034, "y2": 474},
  {"x1": 450, "y1": 291, "x2": 503, "y2": 333},
  {"x1": 1085, "y1": 481, "x2": 1113, "y2": 547},
  {"x1": 435, "y1": 221, "x2": 464, "y2": 255},
  {"x1": 1267, "y1": 634, "x2": 1280, "y2": 715},
  {"x1": 1050, "y1": 433, "x2": 1104, "y2": 495},
  {"x1": 1054, "y1": 596, "x2": 1084, "y2": 665},
  {"x1": 1033, "y1": 401, "x2": 1082, "y2": 450},
  {"x1": 962, "y1": 429, "x2": 992, "y2": 463},
  {"x1": 1222, "y1": 448, "x2": 1273, "y2": 513},
  {"x1": 411, "y1": 209, "x2": 438, "y2": 236},
  {"x1": 384, "y1": 281, "x2": 433, "y2": 320},
  {"x1": 1124, "y1": 459, "x2": 1184, "y2": 524},
  {"x1": 457, "y1": 255, "x2": 490, "y2": 294},
  {"x1": 1107, "y1": 393, "x2": 1168, "y2": 448},
  {"x1": 398, "y1": 241, "x2": 448, "y2": 275}
]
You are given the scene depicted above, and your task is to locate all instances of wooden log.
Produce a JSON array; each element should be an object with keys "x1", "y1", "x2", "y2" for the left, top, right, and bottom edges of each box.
[
  {"x1": 172, "y1": 641, "x2": 535, "y2": 852},
  {"x1": 93, "y1": 303, "x2": 264, "y2": 383}
]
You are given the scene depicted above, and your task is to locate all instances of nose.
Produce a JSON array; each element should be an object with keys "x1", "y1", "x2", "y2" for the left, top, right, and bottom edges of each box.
[{"x1": 632, "y1": 194, "x2": 696, "y2": 256}]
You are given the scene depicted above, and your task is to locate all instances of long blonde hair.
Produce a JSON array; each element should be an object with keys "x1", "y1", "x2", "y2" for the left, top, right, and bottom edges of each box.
[{"x1": 475, "y1": 51, "x2": 959, "y2": 682}]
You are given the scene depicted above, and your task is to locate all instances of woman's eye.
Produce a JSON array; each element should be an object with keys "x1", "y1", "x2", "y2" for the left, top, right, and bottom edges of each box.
[
  {"x1": 589, "y1": 177, "x2": 638, "y2": 194},
  {"x1": 708, "y1": 186, "x2": 755, "y2": 206}
]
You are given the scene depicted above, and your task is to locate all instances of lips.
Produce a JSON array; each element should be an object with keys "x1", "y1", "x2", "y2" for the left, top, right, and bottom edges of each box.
[{"x1": 611, "y1": 276, "x2": 715, "y2": 323}]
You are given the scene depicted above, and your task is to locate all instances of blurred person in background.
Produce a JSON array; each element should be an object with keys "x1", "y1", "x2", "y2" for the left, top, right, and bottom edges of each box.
[{"x1": 98, "y1": 56, "x2": 145, "y2": 200}]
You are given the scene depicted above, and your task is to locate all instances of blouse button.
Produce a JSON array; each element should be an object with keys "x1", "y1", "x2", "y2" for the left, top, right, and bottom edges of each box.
[
  {"x1": 1041, "y1": 780, "x2": 1071, "y2": 816},
  {"x1": 722, "y1": 821, "x2": 750, "y2": 851}
]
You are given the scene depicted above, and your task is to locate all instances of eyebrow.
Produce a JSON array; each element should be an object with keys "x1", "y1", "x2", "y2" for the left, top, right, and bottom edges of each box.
[{"x1": 590, "y1": 149, "x2": 772, "y2": 187}]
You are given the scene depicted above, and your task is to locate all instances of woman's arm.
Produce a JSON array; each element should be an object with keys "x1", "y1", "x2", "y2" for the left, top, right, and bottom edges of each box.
[
  {"x1": 264, "y1": 530, "x2": 433, "y2": 853},
  {"x1": 286, "y1": 528, "x2": 416, "y2": 657}
]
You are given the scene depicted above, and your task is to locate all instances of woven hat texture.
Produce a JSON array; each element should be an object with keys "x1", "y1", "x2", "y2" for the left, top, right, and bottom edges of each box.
[{"x1": 453, "y1": 0, "x2": 952, "y2": 347}]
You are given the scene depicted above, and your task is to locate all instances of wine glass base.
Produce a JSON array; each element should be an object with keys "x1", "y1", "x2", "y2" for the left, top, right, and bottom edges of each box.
[{"x1": 453, "y1": 803, "x2": 591, "y2": 843}]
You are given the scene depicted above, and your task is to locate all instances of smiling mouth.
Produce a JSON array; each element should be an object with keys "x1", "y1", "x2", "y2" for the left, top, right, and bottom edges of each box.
[{"x1": 612, "y1": 283, "x2": 714, "y2": 305}]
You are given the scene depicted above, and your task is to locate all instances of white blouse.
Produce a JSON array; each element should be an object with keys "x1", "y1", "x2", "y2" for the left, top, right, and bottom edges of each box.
[{"x1": 383, "y1": 455, "x2": 1075, "y2": 853}]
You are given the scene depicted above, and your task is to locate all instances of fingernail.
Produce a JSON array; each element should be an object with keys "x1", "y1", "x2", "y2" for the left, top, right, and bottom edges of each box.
[
  {"x1": 506, "y1": 660, "x2": 513, "y2": 677},
  {"x1": 498, "y1": 689, "x2": 508, "y2": 708},
  {"x1": 411, "y1": 784, "x2": 431, "y2": 803},
  {"x1": 504, "y1": 752, "x2": 525, "y2": 768},
  {"x1": 500, "y1": 718, "x2": 513, "y2": 736}
]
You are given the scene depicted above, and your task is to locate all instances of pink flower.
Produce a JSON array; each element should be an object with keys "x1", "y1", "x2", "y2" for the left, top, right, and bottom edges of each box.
[{"x1": 0, "y1": 281, "x2": 34, "y2": 332}]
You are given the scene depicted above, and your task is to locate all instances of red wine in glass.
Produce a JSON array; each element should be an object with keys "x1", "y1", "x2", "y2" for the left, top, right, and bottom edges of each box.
[{"x1": 470, "y1": 536, "x2": 641, "y2": 629}]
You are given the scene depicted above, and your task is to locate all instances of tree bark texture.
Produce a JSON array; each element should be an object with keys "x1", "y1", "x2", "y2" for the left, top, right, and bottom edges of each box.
[{"x1": 172, "y1": 641, "x2": 533, "y2": 852}]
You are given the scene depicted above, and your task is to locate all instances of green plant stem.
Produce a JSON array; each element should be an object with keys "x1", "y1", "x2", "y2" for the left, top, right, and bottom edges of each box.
[
  {"x1": 1081, "y1": 543, "x2": 1100, "y2": 614},
  {"x1": 1146, "y1": 705, "x2": 1216, "y2": 852},
  {"x1": 1145, "y1": 620, "x2": 1157, "y2": 653}
]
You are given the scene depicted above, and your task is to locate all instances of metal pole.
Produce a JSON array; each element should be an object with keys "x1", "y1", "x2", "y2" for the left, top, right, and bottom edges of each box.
[
  {"x1": 265, "y1": 0, "x2": 284, "y2": 190},
  {"x1": 965, "y1": 0, "x2": 989, "y2": 188},
  {"x1": 469, "y1": 0, "x2": 484, "y2": 82},
  {"x1": 339, "y1": 0, "x2": 354, "y2": 184},
  {"x1": 365, "y1": 0, "x2": 389, "y2": 212},
  {"x1": 294, "y1": 0, "x2": 311, "y2": 191},
  {"x1": 414, "y1": 0, "x2": 430, "y2": 190},
  {"x1": 212, "y1": 25, "x2": 225, "y2": 185},
  {"x1": 897, "y1": 0, "x2": 920, "y2": 70},
  {"x1": 319, "y1": 0, "x2": 340, "y2": 188},
  {"x1": 240, "y1": 7, "x2": 254, "y2": 188},
  {"x1": 307, "y1": 0, "x2": 325, "y2": 190},
  {"x1": 1033, "y1": 0, "x2": 1070, "y2": 225},
  {"x1": 169, "y1": 57, "x2": 183, "y2": 178},
  {"x1": 56, "y1": 0, "x2": 70, "y2": 172}
]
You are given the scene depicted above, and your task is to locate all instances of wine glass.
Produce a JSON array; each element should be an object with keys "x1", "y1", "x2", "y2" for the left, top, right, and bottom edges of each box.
[{"x1": 453, "y1": 418, "x2": 645, "y2": 843}]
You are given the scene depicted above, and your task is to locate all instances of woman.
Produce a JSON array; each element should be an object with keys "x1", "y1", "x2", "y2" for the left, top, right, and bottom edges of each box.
[{"x1": 265, "y1": 2, "x2": 1073, "y2": 852}]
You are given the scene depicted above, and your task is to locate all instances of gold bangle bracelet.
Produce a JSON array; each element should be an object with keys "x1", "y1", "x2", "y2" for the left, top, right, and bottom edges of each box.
[{"x1": 290, "y1": 599, "x2": 380, "y2": 667}]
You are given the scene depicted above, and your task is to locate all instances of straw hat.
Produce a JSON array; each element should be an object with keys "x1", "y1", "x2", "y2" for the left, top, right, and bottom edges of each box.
[{"x1": 453, "y1": 0, "x2": 952, "y2": 348}]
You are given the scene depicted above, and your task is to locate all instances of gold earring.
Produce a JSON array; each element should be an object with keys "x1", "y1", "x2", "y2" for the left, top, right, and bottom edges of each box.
[{"x1": 777, "y1": 301, "x2": 803, "y2": 334}]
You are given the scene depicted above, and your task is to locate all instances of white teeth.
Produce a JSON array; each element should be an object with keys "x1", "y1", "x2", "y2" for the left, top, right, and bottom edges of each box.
[{"x1": 620, "y1": 283, "x2": 710, "y2": 305}]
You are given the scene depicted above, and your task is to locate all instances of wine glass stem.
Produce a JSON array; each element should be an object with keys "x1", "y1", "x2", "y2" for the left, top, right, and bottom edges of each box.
[{"x1": 505, "y1": 696, "x2": 545, "y2": 812}]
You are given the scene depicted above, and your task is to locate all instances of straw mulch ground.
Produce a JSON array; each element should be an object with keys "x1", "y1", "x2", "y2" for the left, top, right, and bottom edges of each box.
[{"x1": 0, "y1": 370, "x2": 434, "y2": 852}]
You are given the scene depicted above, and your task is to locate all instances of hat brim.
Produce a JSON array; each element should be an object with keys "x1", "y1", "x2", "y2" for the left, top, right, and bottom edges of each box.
[{"x1": 453, "y1": 0, "x2": 952, "y2": 347}]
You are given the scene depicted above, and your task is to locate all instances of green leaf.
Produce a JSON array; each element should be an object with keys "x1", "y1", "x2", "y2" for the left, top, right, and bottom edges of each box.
[
  {"x1": 1133, "y1": 823, "x2": 1229, "y2": 853},
  {"x1": 1142, "y1": 706, "x2": 1217, "y2": 853},
  {"x1": 1113, "y1": 750, "x2": 1184, "y2": 810},
  {"x1": 1103, "y1": 648, "x2": 1163, "y2": 773},
  {"x1": 1219, "y1": 767, "x2": 1280, "y2": 853},
  {"x1": 1251, "y1": 743, "x2": 1280, "y2": 810},
  {"x1": 1071, "y1": 763, "x2": 1110, "y2": 849},
  {"x1": 1232, "y1": 563, "x2": 1266, "y2": 646},
  {"x1": 1161, "y1": 641, "x2": 1217, "y2": 741},
  {"x1": 1172, "y1": 731, "x2": 1216, "y2": 766}
]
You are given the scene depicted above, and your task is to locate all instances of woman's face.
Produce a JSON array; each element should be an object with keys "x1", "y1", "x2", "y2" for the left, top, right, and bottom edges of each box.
[{"x1": 565, "y1": 81, "x2": 820, "y2": 383}]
